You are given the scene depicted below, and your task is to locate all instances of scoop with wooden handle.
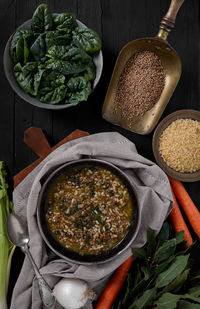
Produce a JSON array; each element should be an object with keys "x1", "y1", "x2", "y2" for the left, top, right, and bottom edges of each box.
[
  {"x1": 158, "y1": 0, "x2": 185, "y2": 39},
  {"x1": 102, "y1": 0, "x2": 185, "y2": 135}
]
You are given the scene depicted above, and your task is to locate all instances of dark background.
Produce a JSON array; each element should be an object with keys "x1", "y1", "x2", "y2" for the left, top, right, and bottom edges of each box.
[{"x1": 0, "y1": 0, "x2": 199, "y2": 305}]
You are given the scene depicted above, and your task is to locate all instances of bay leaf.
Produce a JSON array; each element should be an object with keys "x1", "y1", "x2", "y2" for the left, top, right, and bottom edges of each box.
[
  {"x1": 156, "y1": 292, "x2": 180, "y2": 309},
  {"x1": 117, "y1": 300, "x2": 123, "y2": 309},
  {"x1": 147, "y1": 228, "x2": 156, "y2": 257},
  {"x1": 178, "y1": 300, "x2": 200, "y2": 308},
  {"x1": 132, "y1": 248, "x2": 146, "y2": 261},
  {"x1": 157, "y1": 222, "x2": 170, "y2": 247},
  {"x1": 160, "y1": 269, "x2": 190, "y2": 295},
  {"x1": 153, "y1": 256, "x2": 175, "y2": 276},
  {"x1": 141, "y1": 266, "x2": 151, "y2": 280},
  {"x1": 187, "y1": 287, "x2": 200, "y2": 297},
  {"x1": 128, "y1": 288, "x2": 156, "y2": 309},
  {"x1": 154, "y1": 239, "x2": 176, "y2": 263},
  {"x1": 127, "y1": 273, "x2": 134, "y2": 288},
  {"x1": 132, "y1": 264, "x2": 143, "y2": 287},
  {"x1": 156, "y1": 255, "x2": 189, "y2": 288},
  {"x1": 181, "y1": 294, "x2": 200, "y2": 304},
  {"x1": 122, "y1": 278, "x2": 146, "y2": 307},
  {"x1": 175, "y1": 230, "x2": 185, "y2": 245},
  {"x1": 190, "y1": 274, "x2": 200, "y2": 282}
]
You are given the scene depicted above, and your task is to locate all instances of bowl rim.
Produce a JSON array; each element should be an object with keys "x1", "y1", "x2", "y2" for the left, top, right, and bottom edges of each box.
[
  {"x1": 152, "y1": 109, "x2": 200, "y2": 182},
  {"x1": 3, "y1": 16, "x2": 103, "y2": 110},
  {"x1": 37, "y1": 158, "x2": 140, "y2": 265}
]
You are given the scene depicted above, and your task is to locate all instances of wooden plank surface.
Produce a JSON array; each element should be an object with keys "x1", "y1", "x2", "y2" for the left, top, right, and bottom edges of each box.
[
  {"x1": 14, "y1": 128, "x2": 89, "y2": 187},
  {"x1": 0, "y1": 0, "x2": 15, "y2": 175},
  {"x1": 0, "y1": 0, "x2": 200, "y2": 305}
]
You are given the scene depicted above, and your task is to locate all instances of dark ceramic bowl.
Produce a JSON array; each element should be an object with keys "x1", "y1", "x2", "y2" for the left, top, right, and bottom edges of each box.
[
  {"x1": 37, "y1": 159, "x2": 140, "y2": 265},
  {"x1": 153, "y1": 109, "x2": 200, "y2": 182},
  {"x1": 3, "y1": 17, "x2": 103, "y2": 110}
]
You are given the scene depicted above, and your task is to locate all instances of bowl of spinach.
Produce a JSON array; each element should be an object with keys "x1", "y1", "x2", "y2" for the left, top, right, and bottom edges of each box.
[{"x1": 3, "y1": 4, "x2": 103, "y2": 109}]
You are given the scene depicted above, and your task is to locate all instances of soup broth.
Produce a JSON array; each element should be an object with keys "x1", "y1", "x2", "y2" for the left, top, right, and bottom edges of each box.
[{"x1": 46, "y1": 165, "x2": 133, "y2": 255}]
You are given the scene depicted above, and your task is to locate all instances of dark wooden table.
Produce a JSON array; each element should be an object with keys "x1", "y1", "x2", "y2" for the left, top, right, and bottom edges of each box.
[{"x1": 0, "y1": 0, "x2": 200, "y2": 306}]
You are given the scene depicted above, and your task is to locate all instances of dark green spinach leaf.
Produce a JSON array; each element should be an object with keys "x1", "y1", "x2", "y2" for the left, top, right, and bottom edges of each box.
[
  {"x1": 15, "y1": 36, "x2": 29, "y2": 65},
  {"x1": 37, "y1": 71, "x2": 66, "y2": 104},
  {"x1": 10, "y1": 29, "x2": 34, "y2": 63},
  {"x1": 14, "y1": 62, "x2": 44, "y2": 96},
  {"x1": 45, "y1": 45, "x2": 91, "y2": 75},
  {"x1": 45, "y1": 59, "x2": 89, "y2": 75},
  {"x1": 46, "y1": 45, "x2": 91, "y2": 63},
  {"x1": 30, "y1": 33, "x2": 46, "y2": 61},
  {"x1": 72, "y1": 27, "x2": 101, "y2": 54},
  {"x1": 54, "y1": 13, "x2": 77, "y2": 30},
  {"x1": 31, "y1": 3, "x2": 53, "y2": 33},
  {"x1": 84, "y1": 61, "x2": 96, "y2": 81},
  {"x1": 66, "y1": 76, "x2": 91, "y2": 105},
  {"x1": 46, "y1": 29, "x2": 71, "y2": 47}
]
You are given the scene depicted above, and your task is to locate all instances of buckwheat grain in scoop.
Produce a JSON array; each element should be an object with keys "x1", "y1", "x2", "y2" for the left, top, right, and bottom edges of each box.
[{"x1": 114, "y1": 51, "x2": 165, "y2": 127}]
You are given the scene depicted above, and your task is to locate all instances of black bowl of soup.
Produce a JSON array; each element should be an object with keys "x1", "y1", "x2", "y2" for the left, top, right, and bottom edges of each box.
[{"x1": 37, "y1": 159, "x2": 140, "y2": 264}]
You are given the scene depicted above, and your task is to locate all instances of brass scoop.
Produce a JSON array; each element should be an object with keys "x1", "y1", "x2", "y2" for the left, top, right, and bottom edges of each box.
[{"x1": 102, "y1": 0, "x2": 184, "y2": 135}]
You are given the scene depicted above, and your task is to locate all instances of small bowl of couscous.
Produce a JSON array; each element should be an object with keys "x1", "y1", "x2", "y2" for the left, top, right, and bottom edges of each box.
[{"x1": 153, "y1": 109, "x2": 200, "y2": 182}]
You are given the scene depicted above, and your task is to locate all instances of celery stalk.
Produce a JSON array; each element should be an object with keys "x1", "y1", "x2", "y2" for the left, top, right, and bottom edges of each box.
[{"x1": 0, "y1": 162, "x2": 15, "y2": 309}]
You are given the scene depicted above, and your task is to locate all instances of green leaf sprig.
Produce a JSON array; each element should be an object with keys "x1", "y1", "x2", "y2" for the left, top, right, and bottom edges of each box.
[{"x1": 115, "y1": 223, "x2": 200, "y2": 309}]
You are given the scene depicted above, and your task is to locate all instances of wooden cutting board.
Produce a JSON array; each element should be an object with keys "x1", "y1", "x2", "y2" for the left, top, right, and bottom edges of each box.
[{"x1": 14, "y1": 127, "x2": 89, "y2": 188}]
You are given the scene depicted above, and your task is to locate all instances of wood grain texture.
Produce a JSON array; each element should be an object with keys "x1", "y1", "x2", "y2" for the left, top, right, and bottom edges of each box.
[
  {"x1": 24, "y1": 127, "x2": 51, "y2": 158},
  {"x1": 75, "y1": 0, "x2": 111, "y2": 134},
  {"x1": 14, "y1": 129, "x2": 89, "y2": 187},
  {"x1": 2, "y1": 0, "x2": 199, "y2": 174},
  {"x1": 0, "y1": 0, "x2": 15, "y2": 174},
  {"x1": 0, "y1": 0, "x2": 200, "y2": 305},
  {"x1": 163, "y1": 0, "x2": 185, "y2": 27}
]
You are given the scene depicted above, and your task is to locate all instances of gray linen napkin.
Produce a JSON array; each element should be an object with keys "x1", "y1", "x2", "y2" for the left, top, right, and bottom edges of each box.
[{"x1": 10, "y1": 132, "x2": 173, "y2": 309}]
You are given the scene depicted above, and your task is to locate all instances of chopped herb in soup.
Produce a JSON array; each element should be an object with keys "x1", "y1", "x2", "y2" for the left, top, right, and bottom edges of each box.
[{"x1": 46, "y1": 165, "x2": 133, "y2": 255}]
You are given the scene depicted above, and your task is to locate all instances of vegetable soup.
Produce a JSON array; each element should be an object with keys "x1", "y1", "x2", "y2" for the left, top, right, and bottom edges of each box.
[{"x1": 46, "y1": 165, "x2": 133, "y2": 255}]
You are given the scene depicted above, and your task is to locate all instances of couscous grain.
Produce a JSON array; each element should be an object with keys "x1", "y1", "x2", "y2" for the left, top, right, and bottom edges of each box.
[{"x1": 159, "y1": 119, "x2": 200, "y2": 173}]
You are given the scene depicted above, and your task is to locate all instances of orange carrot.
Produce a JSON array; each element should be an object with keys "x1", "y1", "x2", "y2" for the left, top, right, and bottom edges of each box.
[
  {"x1": 169, "y1": 176, "x2": 200, "y2": 238},
  {"x1": 95, "y1": 255, "x2": 133, "y2": 309},
  {"x1": 170, "y1": 186, "x2": 193, "y2": 247}
]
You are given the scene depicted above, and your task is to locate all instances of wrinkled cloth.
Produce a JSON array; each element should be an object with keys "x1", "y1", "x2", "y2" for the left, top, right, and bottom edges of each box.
[{"x1": 11, "y1": 132, "x2": 173, "y2": 309}]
